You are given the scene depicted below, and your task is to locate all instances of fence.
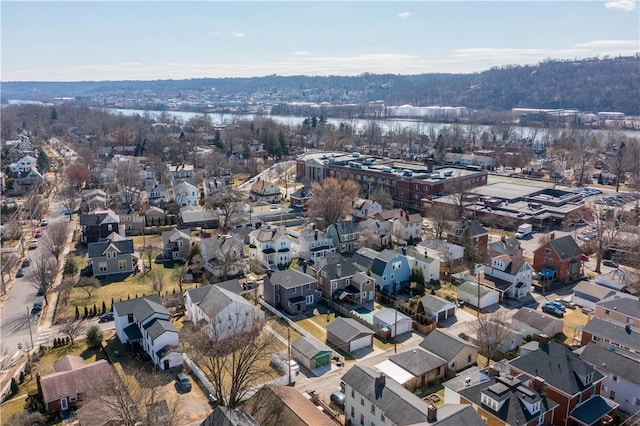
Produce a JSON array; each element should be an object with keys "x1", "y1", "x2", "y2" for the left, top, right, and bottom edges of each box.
[
  {"x1": 323, "y1": 299, "x2": 391, "y2": 340},
  {"x1": 183, "y1": 353, "x2": 216, "y2": 400}
]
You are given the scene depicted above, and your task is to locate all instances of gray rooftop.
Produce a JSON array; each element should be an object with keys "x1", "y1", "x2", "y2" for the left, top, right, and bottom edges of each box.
[
  {"x1": 326, "y1": 318, "x2": 374, "y2": 342},
  {"x1": 267, "y1": 269, "x2": 316, "y2": 289},
  {"x1": 87, "y1": 238, "x2": 134, "y2": 258},
  {"x1": 582, "y1": 318, "x2": 640, "y2": 351},
  {"x1": 578, "y1": 343, "x2": 640, "y2": 384},
  {"x1": 186, "y1": 284, "x2": 252, "y2": 318},
  {"x1": 291, "y1": 336, "x2": 333, "y2": 359},
  {"x1": 420, "y1": 330, "x2": 477, "y2": 361},
  {"x1": 511, "y1": 308, "x2": 561, "y2": 333},
  {"x1": 113, "y1": 294, "x2": 169, "y2": 322},
  {"x1": 421, "y1": 294, "x2": 455, "y2": 314},
  {"x1": 389, "y1": 347, "x2": 446, "y2": 376},
  {"x1": 597, "y1": 297, "x2": 640, "y2": 319},
  {"x1": 541, "y1": 235, "x2": 582, "y2": 260},
  {"x1": 143, "y1": 318, "x2": 178, "y2": 341}
]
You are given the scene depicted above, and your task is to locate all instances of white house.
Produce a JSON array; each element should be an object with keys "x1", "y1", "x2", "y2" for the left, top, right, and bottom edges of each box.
[
  {"x1": 421, "y1": 294, "x2": 456, "y2": 322},
  {"x1": 417, "y1": 239, "x2": 465, "y2": 266},
  {"x1": 146, "y1": 182, "x2": 167, "y2": 202},
  {"x1": 297, "y1": 227, "x2": 336, "y2": 263},
  {"x1": 10, "y1": 155, "x2": 38, "y2": 174},
  {"x1": 168, "y1": 164, "x2": 196, "y2": 183},
  {"x1": 477, "y1": 255, "x2": 533, "y2": 300},
  {"x1": 352, "y1": 199, "x2": 382, "y2": 219},
  {"x1": 391, "y1": 211, "x2": 422, "y2": 242},
  {"x1": 248, "y1": 225, "x2": 291, "y2": 269},
  {"x1": 185, "y1": 283, "x2": 264, "y2": 340},
  {"x1": 113, "y1": 295, "x2": 182, "y2": 370},
  {"x1": 200, "y1": 234, "x2": 247, "y2": 279},
  {"x1": 405, "y1": 247, "x2": 440, "y2": 284},
  {"x1": 510, "y1": 308, "x2": 564, "y2": 338},
  {"x1": 173, "y1": 180, "x2": 198, "y2": 207},
  {"x1": 372, "y1": 308, "x2": 413, "y2": 337},
  {"x1": 457, "y1": 281, "x2": 500, "y2": 309},
  {"x1": 358, "y1": 218, "x2": 392, "y2": 248}
]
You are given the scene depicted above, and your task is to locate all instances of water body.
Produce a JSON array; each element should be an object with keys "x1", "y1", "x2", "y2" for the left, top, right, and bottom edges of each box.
[{"x1": 105, "y1": 108, "x2": 639, "y2": 142}]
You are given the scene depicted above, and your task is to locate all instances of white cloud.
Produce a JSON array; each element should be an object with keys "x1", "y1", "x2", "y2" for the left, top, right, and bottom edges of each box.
[
  {"x1": 209, "y1": 31, "x2": 222, "y2": 36},
  {"x1": 231, "y1": 32, "x2": 245, "y2": 37},
  {"x1": 292, "y1": 51, "x2": 310, "y2": 56},
  {"x1": 574, "y1": 39, "x2": 639, "y2": 48},
  {"x1": 398, "y1": 11, "x2": 411, "y2": 18},
  {"x1": 605, "y1": 0, "x2": 636, "y2": 11}
]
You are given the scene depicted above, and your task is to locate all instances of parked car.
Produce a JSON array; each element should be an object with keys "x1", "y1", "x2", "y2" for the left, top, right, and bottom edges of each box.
[
  {"x1": 16, "y1": 268, "x2": 25, "y2": 278},
  {"x1": 542, "y1": 304, "x2": 564, "y2": 318},
  {"x1": 21, "y1": 258, "x2": 31, "y2": 267},
  {"x1": 40, "y1": 219, "x2": 48, "y2": 227},
  {"x1": 64, "y1": 209, "x2": 71, "y2": 215},
  {"x1": 544, "y1": 301, "x2": 566, "y2": 311},
  {"x1": 34, "y1": 229, "x2": 43, "y2": 238},
  {"x1": 31, "y1": 300, "x2": 43, "y2": 314},
  {"x1": 603, "y1": 259, "x2": 619, "y2": 268},
  {"x1": 330, "y1": 390, "x2": 346, "y2": 410},
  {"x1": 28, "y1": 239, "x2": 38, "y2": 250},
  {"x1": 176, "y1": 372, "x2": 192, "y2": 392},
  {"x1": 99, "y1": 312, "x2": 114, "y2": 322},
  {"x1": 581, "y1": 254, "x2": 589, "y2": 261}
]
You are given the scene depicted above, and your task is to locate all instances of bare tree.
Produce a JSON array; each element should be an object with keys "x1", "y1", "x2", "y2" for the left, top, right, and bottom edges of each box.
[
  {"x1": 474, "y1": 311, "x2": 514, "y2": 364},
  {"x1": 585, "y1": 200, "x2": 629, "y2": 273},
  {"x1": 608, "y1": 139, "x2": 629, "y2": 193},
  {"x1": 59, "y1": 318, "x2": 86, "y2": 346},
  {"x1": 148, "y1": 268, "x2": 167, "y2": 294},
  {"x1": 0, "y1": 252, "x2": 19, "y2": 295},
  {"x1": 309, "y1": 177, "x2": 360, "y2": 229},
  {"x1": 444, "y1": 172, "x2": 473, "y2": 220},
  {"x1": 370, "y1": 185, "x2": 394, "y2": 210},
  {"x1": 203, "y1": 236, "x2": 246, "y2": 281},
  {"x1": 28, "y1": 256, "x2": 57, "y2": 305},
  {"x1": 83, "y1": 366, "x2": 183, "y2": 426},
  {"x1": 426, "y1": 204, "x2": 452, "y2": 239},
  {"x1": 65, "y1": 163, "x2": 90, "y2": 192},
  {"x1": 172, "y1": 264, "x2": 189, "y2": 294},
  {"x1": 76, "y1": 276, "x2": 101, "y2": 299},
  {"x1": 40, "y1": 222, "x2": 68, "y2": 259},
  {"x1": 140, "y1": 243, "x2": 161, "y2": 271},
  {"x1": 116, "y1": 158, "x2": 144, "y2": 209},
  {"x1": 5, "y1": 411, "x2": 47, "y2": 426},
  {"x1": 213, "y1": 188, "x2": 245, "y2": 231},
  {"x1": 181, "y1": 311, "x2": 277, "y2": 408},
  {"x1": 58, "y1": 181, "x2": 79, "y2": 218}
]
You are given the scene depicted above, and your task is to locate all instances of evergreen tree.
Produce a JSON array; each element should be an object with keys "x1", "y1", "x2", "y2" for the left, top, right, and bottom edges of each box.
[
  {"x1": 102, "y1": 301, "x2": 107, "y2": 314},
  {"x1": 83, "y1": 306, "x2": 89, "y2": 318},
  {"x1": 75, "y1": 305, "x2": 80, "y2": 320},
  {"x1": 10, "y1": 378, "x2": 18, "y2": 396}
]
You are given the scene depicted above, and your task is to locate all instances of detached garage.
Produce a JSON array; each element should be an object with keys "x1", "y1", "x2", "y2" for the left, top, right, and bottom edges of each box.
[
  {"x1": 457, "y1": 281, "x2": 500, "y2": 310},
  {"x1": 421, "y1": 294, "x2": 456, "y2": 322},
  {"x1": 291, "y1": 336, "x2": 333, "y2": 371},
  {"x1": 326, "y1": 318, "x2": 374, "y2": 354},
  {"x1": 372, "y1": 308, "x2": 413, "y2": 337}
]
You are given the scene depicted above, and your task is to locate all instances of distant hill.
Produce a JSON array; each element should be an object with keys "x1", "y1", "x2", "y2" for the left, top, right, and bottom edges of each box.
[{"x1": 2, "y1": 56, "x2": 639, "y2": 115}]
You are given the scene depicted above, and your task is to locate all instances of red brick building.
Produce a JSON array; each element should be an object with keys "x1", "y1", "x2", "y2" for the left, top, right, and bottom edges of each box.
[{"x1": 533, "y1": 234, "x2": 582, "y2": 283}]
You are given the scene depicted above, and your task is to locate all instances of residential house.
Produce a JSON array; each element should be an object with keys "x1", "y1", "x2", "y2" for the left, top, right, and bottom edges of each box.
[
  {"x1": 241, "y1": 384, "x2": 335, "y2": 426},
  {"x1": 456, "y1": 374, "x2": 558, "y2": 426},
  {"x1": 488, "y1": 235, "x2": 523, "y2": 258},
  {"x1": 315, "y1": 253, "x2": 375, "y2": 305},
  {"x1": 352, "y1": 198, "x2": 382, "y2": 220},
  {"x1": 594, "y1": 296, "x2": 640, "y2": 328},
  {"x1": 203, "y1": 177, "x2": 226, "y2": 204},
  {"x1": 476, "y1": 321, "x2": 525, "y2": 354},
  {"x1": 249, "y1": 178, "x2": 282, "y2": 203},
  {"x1": 117, "y1": 208, "x2": 145, "y2": 235},
  {"x1": 391, "y1": 210, "x2": 422, "y2": 242},
  {"x1": 296, "y1": 227, "x2": 335, "y2": 263},
  {"x1": 326, "y1": 318, "x2": 374, "y2": 353},
  {"x1": 405, "y1": 247, "x2": 440, "y2": 285},
  {"x1": 291, "y1": 336, "x2": 333, "y2": 371},
  {"x1": 341, "y1": 365, "x2": 485, "y2": 426},
  {"x1": 375, "y1": 348, "x2": 446, "y2": 391},
  {"x1": 113, "y1": 295, "x2": 182, "y2": 370},
  {"x1": 168, "y1": 164, "x2": 195, "y2": 184},
  {"x1": 358, "y1": 217, "x2": 392, "y2": 248},
  {"x1": 289, "y1": 187, "x2": 314, "y2": 210},
  {"x1": 145, "y1": 206, "x2": 166, "y2": 226},
  {"x1": 419, "y1": 330, "x2": 478, "y2": 372},
  {"x1": 161, "y1": 227, "x2": 191, "y2": 261},
  {"x1": 352, "y1": 247, "x2": 411, "y2": 293},
  {"x1": 533, "y1": 234, "x2": 582, "y2": 283},
  {"x1": 179, "y1": 205, "x2": 219, "y2": 229},
  {"x1": 477, "y1": 254, "x2": 533, "y2": 300},
  {"x1": 87, "y1": 233, "x2": 136, "y2": 277},
  {"x1": 595, "y1": 268, "x2": 639, "y2": 293},
  {"x1": 13, "y1": 167, "x2": 44, "y2": 188},
  {"x1": 263, "y1": 269, "x2": 320, "y2": 315},
  {"x1": 578, "y1": 343, "x2": 640, "y2": 414},
  {"x1": 448, "y1": 220, "x2": 490, "y2": 258},
  {"x1": 146, "y1": 182, "x2": 167, "y2": 204},
  {"x1": 173, "y1": 180, "x2": 198, "y2": 207},
  {"x1": 36, "y1": 355, "x2": 112, "y2": 415},
  {"x1": 571, "y1": 281, "x2": 625, "y2": 311},
  {"x1": 444, "y1": 152, "x2": 493, "y2": 169},
  {"x1": 9, "y1": 155, "x2": 37, "y2": 174},
  {"x1": 200, "y1": 407, "x2": 260, "y2": 426},
  {"x1": 510, "y1": 309, "x2": 564, "y2": 338},
  {"x1": 372, "y1": 308, "x2": 413, "y2": 337},
  {"x1": 79, "y1": 209, "x2": 122, "y2": 244},
  {"x1": 248, "y1": 225, "x2": 291, "y2": 269},
  {"x1": 80, "y1": 189, "x2": 108, "y2": 212},
  {"x1": 420, "y1": 294, "x2": 457, "y2": 323},
  {"x1": 579, "y1": 318, "x2": 640, "y2": 359},
  {"x1": 510, "y1": 340, "x2": 617, "y2": 426},
  {"x1": 326, "y1": 220, "x2": 360, "y2": 254},
  {"x1": 200, "y1": 234, "x2": 247, "y2": 279},
  {"x1": 417, "y1": 239, "x2": 465, "y2": 268},
  {"x1": 457, "y1": 280, "x2": 500, "y2": 309},
  {"x1": 185, "y1": 283, "x2": 264, "y2": 340}
]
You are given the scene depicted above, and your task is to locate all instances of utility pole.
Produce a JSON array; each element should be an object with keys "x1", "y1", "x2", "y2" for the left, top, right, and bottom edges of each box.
[
  {"x1": 287, "y1": 326, "x2": 292, "y2": 385},
  {"x1": 27, "y1": 306, "x2": 34, "y2": 350},
  {"x1": 394, "y1": 297, "x2": 398, "y2": 354}
]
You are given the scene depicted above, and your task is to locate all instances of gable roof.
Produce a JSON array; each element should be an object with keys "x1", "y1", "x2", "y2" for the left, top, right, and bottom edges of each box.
[
  {"x1": 488, "y1": 237, "x2": 521, "y2": 257},
  {"x1": 537, "y1": 235, "x2": 581, "y2": 260},
  {"x1": 458, "y1": 281, "x2": 498, "y2": 298},
  {"x1": 290, "y1": 187, "x2": 313, "y2": 199},
  {"x1": 578, "y1": 343, "x2": 640, "y2": 384},
  {"x1": 511, "y1": 308, "x2": 561, "y2": 333},
  {"x1": 79, "y1": 209, "x2": 119, "y2": 226},
  {"x1": 187, "y1": 284, "x2": 253, "y2": 318},
  {"x1": 389, "y1": 347, "x2": 446, "y2": 376},
  {"x1": 162, "y1": 227, "x2": 191, "y2": 244},
  {"x1": 250, "y1": 178, "x2": 279, "y2": 194},
  {"x1": 250, "y1": 225, "x2": 286, "y2": 243},
  {"x1": 291, "y1": 336, "x2": 333, "y2": 359},
  {"x1": 581, "y1": 318, "x2": 640, "y2": 351},
  {"x1": 572, "y1": 281, "x2": 617, "y2": 302},
  {"x1": 597, "y1": 296, "x2": 640, "y2": 319},
  {"x1": 419, "y1": 330, "x2": 478, "y2": 361},
  {"x1": 510, "y1": 342, "x2": 603, "y2": 395},
  {"x1": 87, "y1": 238, "x2": 135, "y2": 259},
  {"x1": 373, "y1": 307, "x2": 411, "y2": 324},
  {"x1": 326, "y1": 318, "x2": 374, "y2": 342},
  {"x1": 268, "y1": 269, "x2": 316, "y2": 289},
  {"x1": 421, "y1": 294, "x2": 455, "y2": 313},
  {"x1": 454, "y1": 220, "x2": 489, "y2": 237},
  {"x1": 201, "y1": 407, "x2": 260, "y2": 426},
  {"x1": 143, "y1": 318, "x2": 178, "y2": 341},
  {"x1": 113, "y1": 294, "x2": 169, "y2": 322},
  {"x1": 40, "y1": 357, "x2": 112, "y2": 404}
]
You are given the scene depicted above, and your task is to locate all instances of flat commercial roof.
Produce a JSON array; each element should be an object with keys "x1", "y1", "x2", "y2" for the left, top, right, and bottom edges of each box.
[{"x1": 471, "y1": 181, "x2": 552, "y2": 201}]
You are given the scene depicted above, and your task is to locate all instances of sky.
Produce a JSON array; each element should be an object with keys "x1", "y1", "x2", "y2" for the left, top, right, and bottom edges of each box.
[{"x1": 1, "y1": 1, "x2": 638, "y2": 82}]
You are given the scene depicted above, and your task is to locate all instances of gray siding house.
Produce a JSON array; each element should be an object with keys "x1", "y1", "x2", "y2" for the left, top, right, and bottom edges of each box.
[
  {"x1": 263, "y1": 269, "x2": 320, "y2": 315},
  {"x1": 161, "y1": 227, "x2": 191, "y2": 261},
  {"x1": 87, "y1": 233, "x2": 136, "y2": 277}
]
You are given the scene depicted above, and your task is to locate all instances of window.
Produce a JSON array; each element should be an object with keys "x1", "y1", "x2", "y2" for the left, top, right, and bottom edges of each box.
[
  {"x1": 468, "y1": 354, "x2": 472, "y2": 363},
  {"x1": 127, "y1": 314, "x2": 134, "y2": 323},
  {"x1": 612, "y1": 374, "x2": 618, "y2": 382},
  {"x1": 118, "y1": 260, "x2": 127, "y2": 270},
  {"x1": 307, "y1": 283, "x2": 311, "y2": 290},
  {"x1": 293, "y1": 287, "x2": 296, "y2": 293},
  {"x1": 346, "y1": 278, "x2": 350, "y2": 285},
  {"x1": 360, "y1": 414, "x2": 364, "y2": 426},
  {"x1": 351, "y1": 389, "x2": 355, "y2": 398},
  {"x1": 545, "y1": 248, "x2": 551, "y2": 255},
  {"x1": 98, "y1": 262, "x2": 107, "y2": 272},
  {"x1": 332, "y1": 282, "x2": 338, "y2": 289},
  {"x1": 70, "y1": 394, "x2": 77, "y2": 402},
  {"x1": 610, "y1": 390, "x2": 616, "y2": 400},
  {"x1": 381, "y1": 413, "x2": 385, "y2": 422},
  {"x1": 351, "y1": 407, "x2": 355, "y2": 418},
  {"x1": 276, "y1": 294, "x2": 280, "y2": 303},
  {"x1": 306, "y1": 295, "x2": 313, "y2": 304},
  {"x1": 361, "y1": 397, "x2": 364, "y2": 406},
  {"x1": 371, "y1": 405, "x2": 375, "y2": 415}
]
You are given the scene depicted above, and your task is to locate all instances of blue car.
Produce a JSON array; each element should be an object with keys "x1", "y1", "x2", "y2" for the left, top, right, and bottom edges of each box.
[
  {"x1": 542, "y1": 304, "x2": 564, "y2": 318},
  {"x1": 544, "y1": 301, "x2": 566, "y2": 311}
]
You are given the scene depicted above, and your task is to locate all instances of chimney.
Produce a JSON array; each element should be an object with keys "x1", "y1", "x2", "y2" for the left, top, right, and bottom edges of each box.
[
  {"x1": 302, "y1": 261, "x2": 308, "y2": 274},
  {"x1": 538, "y1": 334, "x2": 549, "y2": 348},
  {"x1": 314, "y1": 230, "x2": 318, "y2": 241},
  {"x1": 401, "y1": 246, "x2": 407, "y2": 256},
  {"x1": 550, "y1": 232, "x2": 555, "y2": 240},
  {"x1": 336, "y1": 264, "x2": 342, "y2": 277},
  {"x1": 266, "y1": 269, "x2": 272, "y2": 278},
  {"x1": 532, "y1": 376, "x2": 546, "y2": 393},
  {"x1": 374, "y1": 373, "x2": 386, "y2": 399},
  {"x1": 427, "y1": 405, "x2": 438, "y2": 423},
  {"x1": 487, "y1": 365, "x2": 501, "y2": 377}
]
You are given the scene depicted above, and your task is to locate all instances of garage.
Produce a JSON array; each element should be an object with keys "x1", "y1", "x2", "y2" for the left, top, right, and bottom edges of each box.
[
  {"x1": 291, "y1": 336, "x2": 333, "y2": 371},
  {"x1": 326, "y1": 318, "x2": 374, "y2": 354},
  {"x1": 372, "y1": 308, "x2": 413, "y2": 337}
]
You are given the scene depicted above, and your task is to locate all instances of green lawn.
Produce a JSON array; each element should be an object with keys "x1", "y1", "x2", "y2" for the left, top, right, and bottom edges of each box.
[{"x1": 295, "y1": 319, "x2": 327, "y2": 341}]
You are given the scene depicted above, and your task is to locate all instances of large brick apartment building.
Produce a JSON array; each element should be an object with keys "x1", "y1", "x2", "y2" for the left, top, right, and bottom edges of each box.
[{"x1": 296, "y1": 152, "x2": 488, "y2": 211}]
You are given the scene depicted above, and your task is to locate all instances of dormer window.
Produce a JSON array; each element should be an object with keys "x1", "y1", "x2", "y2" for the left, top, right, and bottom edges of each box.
[{"x1": 586, "y1": 373, "x2": 593, "y2": 384}]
